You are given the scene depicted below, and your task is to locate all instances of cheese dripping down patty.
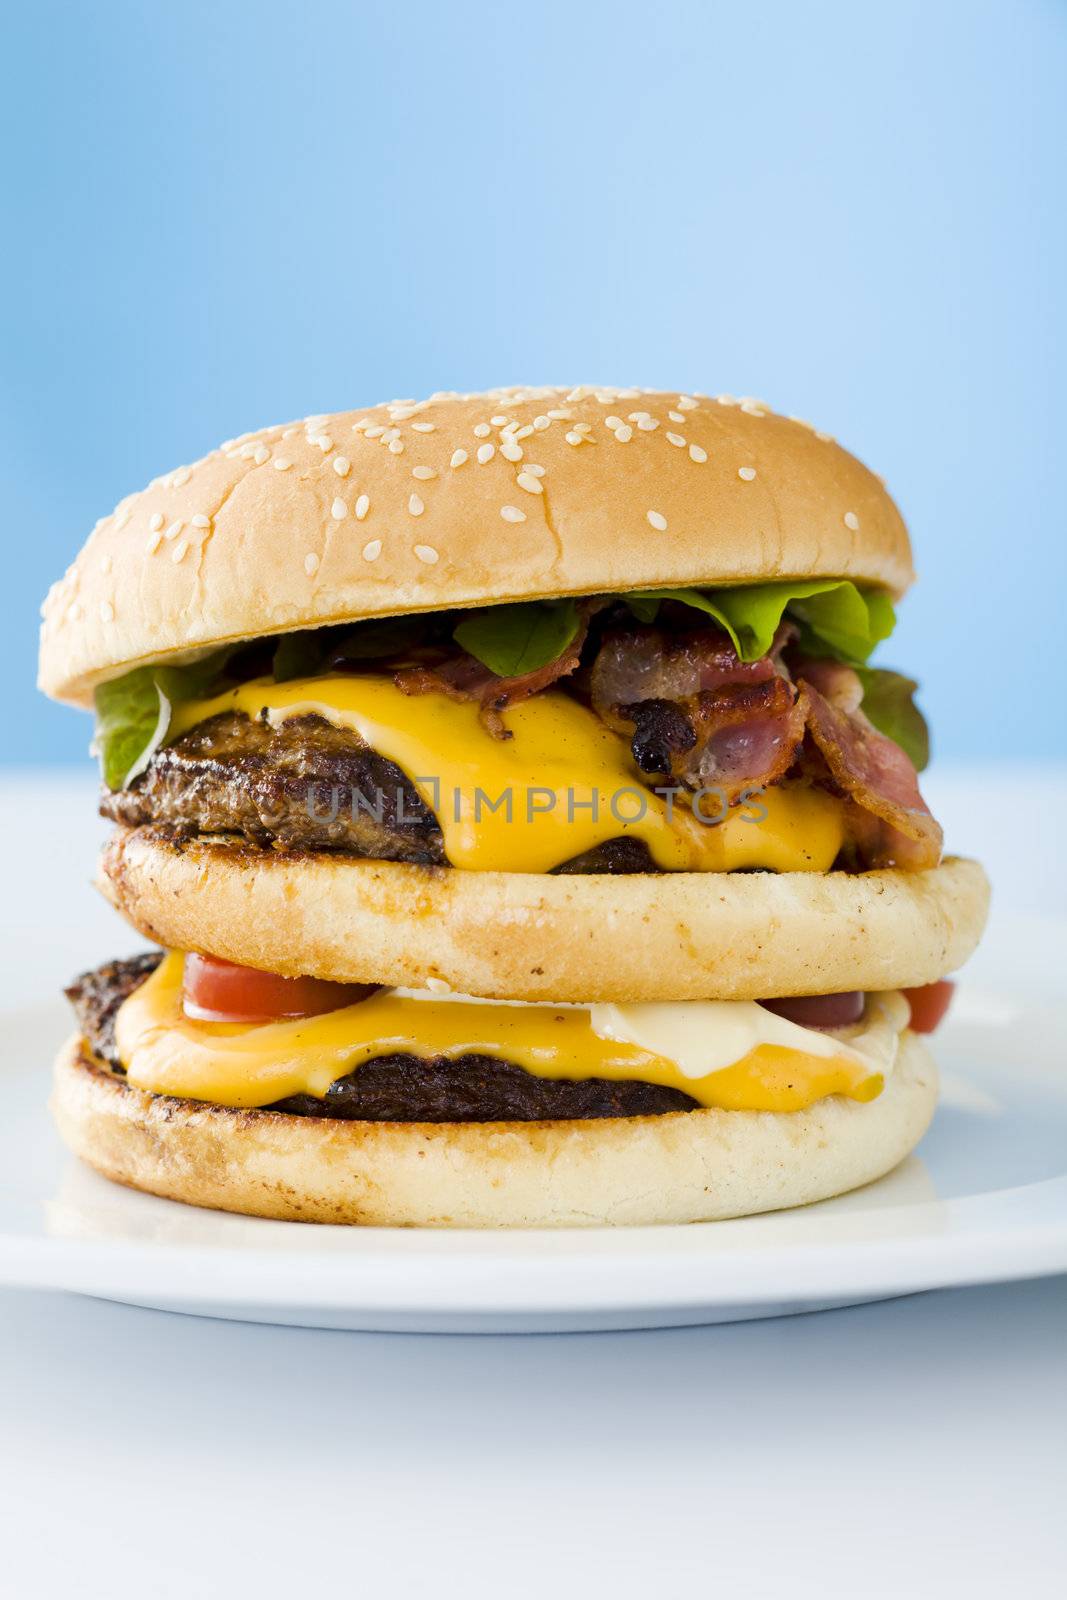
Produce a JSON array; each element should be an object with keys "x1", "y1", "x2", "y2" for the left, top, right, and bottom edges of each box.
[
  {"x1": 168, "y1": 675, "x2": 846, "y2": 874},
  {"x1": 112, "y1": 953, "x2": 910, "y2": 1113}
]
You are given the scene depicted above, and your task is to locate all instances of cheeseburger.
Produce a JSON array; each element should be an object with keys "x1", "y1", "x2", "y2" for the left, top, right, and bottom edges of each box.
[{"x1": 39, "y1": 386, "x2": 989, "y2": 1226}]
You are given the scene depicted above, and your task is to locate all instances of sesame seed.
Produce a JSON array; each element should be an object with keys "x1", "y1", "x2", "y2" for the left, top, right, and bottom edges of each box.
[
  {"x1": 844, "y1": 511, "x2": 860, "y2": 530},
  {"x1": 99, "y1": 600, "x2": 115, "y2": 623},
  {"x1": 273, "y1": 457, "x2": 292, "y2": 471},
  {"x1": 677, "y1": 396, "x2": 698, "y2": 410},
  {"x1": 191, "y1": 513, "x2": 211, "y2": 528},
  {"x1": 546, "y1": 408, "x2": 571, "y2": 420},
  {"x1": 149, "y1": 512, "x2": 164, "y2": 532},
  {"x1": 738, "y1": 466, "x2": 757, "y2": 481},
  {"x1": 688, "y1": 444, "x2": 707, "y2": 463},
  {"x1": 304, "y1": 552, "x2": 320, "y2": 576},
  {"x1": 388, "y1": 438, "x2": 404, "y2": 454},
  {"x1": 254, "y1": 445, "x2": 271, "y2": 465},
  {"x1": 164, "y1": 520, "x2": 183, "y2": 540},
  {"x1": 355, "y1": 495, "x2": 370, "y2": 520},
  {"x1": 477, "y1": 443, "x2": 495, "y2": 464},
  {"x1": 414, "y1": 543, "x2": 439, "y2": 564},
  {"x1": 171, "y1": 539, "x2": 189, "y2": 563},
  {"x1": 450, "y1": 449, "x2": 468, "y2": 469},
  {"x1": 565, "y1": 431, "x2": 583, "y2": 445},
  {"x1": 408, "y1": 493, "x2": 425, "y2": 516},
  {"x1": 666, "y1": 432, "x2": 686, "y2": 447},
  {"x1": 490, "y1": 414, "x2": 509, "y2": 426},
  {"x1": 573, "y1": 422, "x2": 592, "y2": 434},
  {"x1": 364, "y1": 425, "x2": 385, "y2": 439},
  {"x1": 148, "y1": 532, "x2": 163, "y2": 555},
  {"x1": 668, "y1": 411, "x2": 685, "y2": 424},
  {"x1": 524, "y1": 463, "x2": 546, "y2": 476},
  {"x1": 517, "y1": 471, "x2": 543, "y2": 494},
  {"x1": 637, "y1": 417, "x2": 659, "y2": 431},
  {"x1": 312, "y1": 435, "x2": 333, "y2": 452},
  {"x1": 647, "y1": 510, "x2": 668, "y2": 531},
  {"x1": 716, "y1": 394, "x2": 738, "y2": 406},
  {"x1": 500, "y1": 505, "x2": 527, "y2": 523},
  {"x1": 814, "y1": 430, "x2": 834, "y2": 443},
  {"x1": 172, "y1": 467, "x2": 192, "y2": 488},
  {"x1": 605, "y1": 415, "x2": 623, "y2": 429},
  {"x1": 613, "y1": 425, "x2": 633, "y2": 442},
  {"x1": 67, "y1": 602, "x2": 83, "y2": 622},
  {"x1": 514, "y1": 424, "x2": 534, "y2": 440},
  {"x1": 331, "y1": 498, "x2": 348, "y2": 520},
  {"x1": 362, "y1": 539, "x2": 382, "y2": 561},
  {"x1": 411, "y1": 422, "x2": 436, "y2": 433},
  {"x1": 333, "y1": 456, "x2": 351, "y2": 477},
  {"x1": 382, "y1": 428, "x2": 401, "y2": 442},
  {"x1": 533, "y1": 415, "x2": 551, "y2": 430},
  {"x1": 500, "y1": 440, "x2": 523, "y2": 462},
  {"x1": 473, "y1": 423, "x2": 492, "y2": 438},
  {"x1": 412, "y1": 465, "x2": 437, "y2": 480}
]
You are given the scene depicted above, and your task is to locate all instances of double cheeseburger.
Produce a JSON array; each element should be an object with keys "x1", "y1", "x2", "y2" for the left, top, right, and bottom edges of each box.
[{"x1": 40, "y1": 386, "x2": 989, "y2": 1227}]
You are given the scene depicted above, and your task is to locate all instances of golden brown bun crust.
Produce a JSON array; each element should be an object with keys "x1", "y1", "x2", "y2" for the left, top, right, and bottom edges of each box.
[
  {"x1": 39, "y1": 386, "x2": 913, "y2": 705},
  {"x1": 99, "y1": 830, "x2": 989, "y2": 1001},
  {"x1": 51, "y1": 1033, "x2": 937, "y2": 1227}
]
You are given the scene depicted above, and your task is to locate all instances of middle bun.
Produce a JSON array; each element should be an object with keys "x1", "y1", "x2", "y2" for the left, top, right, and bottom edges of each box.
[{"x1": 100, "y1": 829, "x2": 990, "y2": 1001}]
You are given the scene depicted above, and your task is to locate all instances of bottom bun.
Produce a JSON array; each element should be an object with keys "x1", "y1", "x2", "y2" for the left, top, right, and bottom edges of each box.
[{"x1": 52, "y1": 1033, "x2": 937, "y2": 1228}]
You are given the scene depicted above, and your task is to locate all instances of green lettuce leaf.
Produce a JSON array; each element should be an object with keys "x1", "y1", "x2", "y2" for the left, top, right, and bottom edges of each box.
[
  {"x1": 621, "y1": 589, "x2": 742, "y2": 650},
  {"x1": 93, "y1": 649, "x2": 232, "y2": 790},
  {"x1": 677, "y1": 580, "x2": 894, "y2": 664},
  {"x1": 454, "y1": 599, "x2": 581, "y2": 677},
  {"x1": 856, "y1": 667, "x2": 930, "y2": 771}
]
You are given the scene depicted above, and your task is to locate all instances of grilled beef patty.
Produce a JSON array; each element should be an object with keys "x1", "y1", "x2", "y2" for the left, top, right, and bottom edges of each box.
[
  {"x1": 101, "y1": 710, "x2": 658, "y2": 872},
  {"x1": 101, "y1": 712, "x2": 446, "y2": 862},
  {"x1": 65, "y1": 955, "x2": 697, "y2": 1122}
]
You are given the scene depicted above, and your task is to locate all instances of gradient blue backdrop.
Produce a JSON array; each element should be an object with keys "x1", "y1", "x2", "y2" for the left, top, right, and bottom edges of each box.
[{"x1": 4, "y1": 0, "x2": 1065, "y2": 765}]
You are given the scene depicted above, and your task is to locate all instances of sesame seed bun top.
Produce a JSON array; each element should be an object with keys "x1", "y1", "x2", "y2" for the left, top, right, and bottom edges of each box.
[{"x1": 38, "y1": 385, "x2": 914, "y2": 706}]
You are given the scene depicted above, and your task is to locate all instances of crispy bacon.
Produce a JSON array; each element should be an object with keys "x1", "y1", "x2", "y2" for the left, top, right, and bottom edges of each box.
[
  {"x1": 589, "y1": 623, "x2": 787, "y2": 710},
  {"x1": 798, "y1": 678, "x2": 942, "y2": 869},
  {"x1": 395, "y1": 613, "x2": 591, "y2": 737},
  {"x1": 677, "y1": 677, "x2": 807, "y2": 796},
  {"x1": 591, "y1": 624, "x2": 804, "y2": 802}
]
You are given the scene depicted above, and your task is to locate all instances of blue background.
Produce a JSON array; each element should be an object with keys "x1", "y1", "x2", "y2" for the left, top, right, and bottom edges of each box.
[{"x1": 4, "y1": 0, "x2": 1065, "y2": 765}]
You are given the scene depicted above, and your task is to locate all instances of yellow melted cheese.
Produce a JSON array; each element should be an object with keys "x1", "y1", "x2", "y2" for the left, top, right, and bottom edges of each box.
[
  {"x1": 114, "y1": 953, "x2": 904, "y2": 1113},
  {"x1": 170, "y1": 675, "x2": 844, "y2": 874}
]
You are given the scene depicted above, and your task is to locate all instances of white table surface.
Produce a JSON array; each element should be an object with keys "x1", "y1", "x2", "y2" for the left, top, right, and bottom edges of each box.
[{"x1": 3, "y1": 767, "x2": 1065, "y2": 1599}]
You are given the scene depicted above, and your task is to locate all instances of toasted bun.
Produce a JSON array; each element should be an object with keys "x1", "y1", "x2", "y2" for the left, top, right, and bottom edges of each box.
[
  {"x1": 99, "y1": 830, "x2": 989, "y2": 1002},
  {"x1": 39, "y1": 386, "x2": 913, "y2": 705},
  {"x1": 52, "y1": 1032, "x2": 937, "y2": 1227}
]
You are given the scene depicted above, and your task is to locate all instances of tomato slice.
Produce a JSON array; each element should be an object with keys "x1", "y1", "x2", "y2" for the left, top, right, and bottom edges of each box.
[
  {"x1": 183, "y1": 953, "x2": 376, "y2": 1023},
  {"x1": 902, "y1": 980, "x2": 956, "y2": 1034},
  {"x1": 759, "y1": 992, "x2": 865, "y2": 1029}
]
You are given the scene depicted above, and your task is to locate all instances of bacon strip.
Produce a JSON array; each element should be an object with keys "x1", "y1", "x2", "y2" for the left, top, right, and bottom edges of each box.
[
  {"x1": 591, "y1": 624, "x2": 804, "y2": 802},
  {"x1": 394, "y1": 612, "x2": 591, "y2": 737},
  {"x1": 798, "y1": 677, "x2": 942, "y2": 869},
  {"x1": 589, "y1": 623, "x2": 789, "y2": 709}
]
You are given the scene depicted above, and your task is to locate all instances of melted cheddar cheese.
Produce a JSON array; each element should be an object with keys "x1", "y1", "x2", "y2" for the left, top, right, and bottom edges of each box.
[
  {"x1": 114, "y1": 954, "x2": 907, "y2": 1113},
  {"x1": 170, "y1": 675, "x2": 844, "y2": 874}
]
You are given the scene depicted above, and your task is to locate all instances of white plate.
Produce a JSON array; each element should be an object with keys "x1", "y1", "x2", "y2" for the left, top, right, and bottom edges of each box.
[{"x1": 2, "y1": 970, "x2": 1066, "y2": 1332}]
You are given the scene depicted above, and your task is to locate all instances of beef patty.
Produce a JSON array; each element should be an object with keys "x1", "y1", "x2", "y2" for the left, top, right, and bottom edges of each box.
[
  {"x1": 101, "y1": 712, "x2": 446, "y2": 862},
  {"x1": 100, "y1": 711, "x2": 657, "y2": 873},
  {"x1": 65, "y1": 955, "x2": 697, "y2": 1122}
]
